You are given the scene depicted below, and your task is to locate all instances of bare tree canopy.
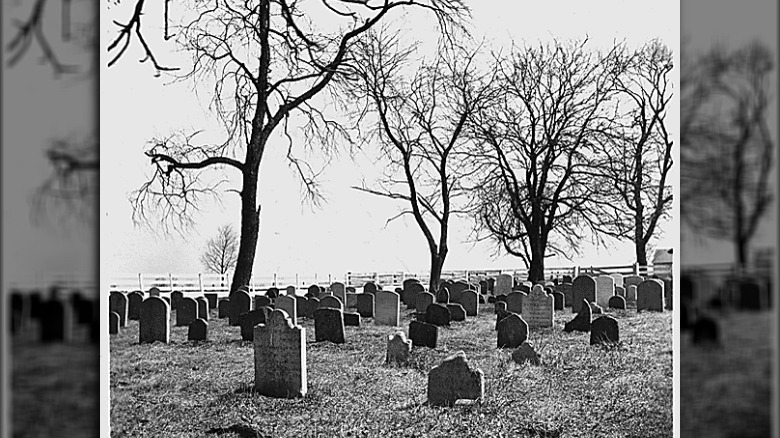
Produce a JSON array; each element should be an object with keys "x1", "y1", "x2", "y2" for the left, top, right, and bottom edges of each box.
[
  {"x1": 682, "y1": 41, "x2": 774, "y2": 267},
  {"x1": 201, "y1": 224, "x2": 239, "y2": 274}
]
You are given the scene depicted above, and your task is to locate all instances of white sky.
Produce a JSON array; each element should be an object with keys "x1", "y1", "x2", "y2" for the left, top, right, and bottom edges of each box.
[{"x1": 100, "y1": 1, "x2": 679, "y2": 281}]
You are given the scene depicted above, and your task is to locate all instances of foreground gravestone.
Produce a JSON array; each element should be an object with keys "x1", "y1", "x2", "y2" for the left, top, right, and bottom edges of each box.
[
  {"x1": 416, "y1": 292, "x2": 435, "y2": 314},
  {"x1": 572, "y1": 276, "x2": 596, "y2": 313},
  {"x1": 595, "y1": 275, "x2": 615, "y2": 308},
  {"x1": 512, "y1": 342, "x2": 541, "y2": 365},
  {"x1": 177, "y1": 297, "x2": 198, "y2": 327},
  {"x1": 590, "y1": 316, "x2": 619, "y2": 345},
  {"x1": 608, "y1": 296, "x2": 626, "y2": 310},
  {"x1": 319, "y1": 295, "x2": 344, "y2": 312},
  {"x1": 551, "y1": 291, "x2": 564, "y2": 310},
  {"x1": 314, "y1": 307, "x2": 345, "y2": 344},
  {"x1": 522, "y1": 286, "x2": 553, "y2": 329},
  {"x1": 330, "y1": 282, "x2": 346, "y2": 305},
  {"x1": 218, "y1": 299, "x2": 230, "y2": 318},
  {"x1": 427, "y1": 351, "x2": 484, "y2": 407},
  {"x1": 563, "y1": 300, "x2": 591, "y2": 332},
  {"x1": 356, "y1": 294, "x2": 374, "y2": 318},
  {"x1": 109, "y1": 312, "x2": 120, "y2": 334},
  {"x1": 495, "y1": 274, "x2": 513, "y2": 296},
  {"x1": 196, "y1": 296, "x2": 210, "y2": 321},
  {"x1": 386, "y1": 332, "x2": 412, "y2": 365},
  {"x1": 276, "y1": 295, "x2": 298, "y2": 322},
  {"x1": 254, "y1": 309, "x2": 307, "y2": 398},
  {"x1": 240, "y1": 308, "x2": 271, "y2": 341},
  {"x1": 505, "y1": 291, "x2": 525, "y2": 314},
  {"x1": 109, "y1": 292, "x2": 128, "y2": 327},
  {"x1": 497, "y1": 313, "x2": 528, "y2": 348},
  {"x1": 409, "y1": 320, "x2": 437, "y2": 348},
  {"x1": 170, "y1": 290, "x2": 183, "y2": 310},
  {"x1": 229, "y1": 290, "x2": 252, "y2": 326},
  {"x1": 637, "y1": 279, "x2": 665, "y2": 312},
  {"x1": 139, "y1": 297, "x2": 170, "y2": 344},
  {"x1": 188, "y1": 318, "x2": 208, "y2": 341},
  {"x1": 459, "y1": 290, "x2": 479, "y2": 316},
  {"x1": 446, "y1": 303, "x2": 466, "y2": 322},
  {"x1": 127, "y1": 292, "x2": 143, "y2": 320},
  {"x1": 255, "y1": 295, "x2": 272, "y2": 309},
  {"x1": 374, "y1": 291, "x2": 400, "y2": 326},
  {"x1": 425, "y1": 303, "x2": 451, "y2": 326}
]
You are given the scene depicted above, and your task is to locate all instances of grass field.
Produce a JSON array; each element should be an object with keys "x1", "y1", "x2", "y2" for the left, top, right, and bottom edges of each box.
[
  {"x1": 680, "y1": 310, "x2": 774, "y2": 438},
  {"x1": 110, "y1": 302, "x2": 672, "y2": 437}
]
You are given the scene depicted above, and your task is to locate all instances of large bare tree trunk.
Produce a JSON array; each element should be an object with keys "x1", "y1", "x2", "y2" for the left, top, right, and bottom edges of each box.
[
  {"x1": 429, "y1": 251, "x2": 445, "y2": 293},
  {"x1": 635, "y1": 242, "x2": 648, "y2": 266},
  {"x1": 230, "y1": 169, "x2": 261, "y2": 295}
]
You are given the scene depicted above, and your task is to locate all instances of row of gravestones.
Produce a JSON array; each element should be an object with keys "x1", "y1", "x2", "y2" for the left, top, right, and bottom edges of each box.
[{"x1": 10, "y1": 288, "x2": 99, "y2": 343}]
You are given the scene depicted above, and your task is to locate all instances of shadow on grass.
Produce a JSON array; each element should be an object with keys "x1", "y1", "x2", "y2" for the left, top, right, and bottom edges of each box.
[{"x1": 206, "y1": 423, "x2": 267, "y2": 438}]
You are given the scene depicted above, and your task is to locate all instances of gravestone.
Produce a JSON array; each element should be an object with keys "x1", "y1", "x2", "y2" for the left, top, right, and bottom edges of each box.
[
  {"x1": 495, "y1": 274, "x2": 513, "y2": 296},
  {"x1": 204, "y1": 293, "x2": 218, "y2": 309},
  {"x1": 459, "y1": 290, "x2": 479, "y2": 317},
  {"x1": 551, "y1": 291, "x2": 564, "y2": 310},
  {"x1": 737, "y1": 280, "x2": 762, "y2": 311},
  {"x1": 170, "y1": 291, "x2": 184, "y2": 310},
  {"x1": 267, "y1": 287, "x2": 280, "y2": 299},
  {"x1": 128, "y1": 292, "x2": 143, "y2": 320},
  {"x1": 562, "y1": 275, "x2": 573, "y2": 283},
  {"x1": 624, "y1": 275, "x2": 644, "y2": 289},
  {"x1": 177, "y1": 297, "x2": 198, "y2": 327},
  {"x1": 610, "y1": 273, "x2": 624, "y2": 287},
  {"x1": 521, "y1": 286, "x2": 553, "y2": 329},
  {"x1": 374, "y1": 291, "x2": 400, "y2": 326},
  {"x1": 343, "y1": 312, "x2": 361, "y2": 326},
  {"x1": 591, "y1": 302, "x2": 603, "y2": 314},
  {"x1": 416, "y1": 292, "x2": 435, "y2": 314},
  {"x1": 608, "y1": 295, "x2": 626, "y2": 310},
  {"x1": 139, "y1": 297, "x2": 170, "y2": 344},
  {"x1": 363, "y1": 282, "x2": 378, "y2": 295},
  {"x1": 497, "y1": 313, "x2": 528, "y2": 348},
  {"x1": 572, "y1": 276, "x2": 596, "y2": 313},
  {"x1": 449, "y1": 281, "x2": 470, "y2": 303},
  {"x1": 563, "y1": 300, "x2": 591, "y2": 332},
  {"x1": 495, "y1": 309, "x2": 515, "y2": 330},
  {"x1": 109, "y1": 312, "x2": 120, "y2": 334},
  {"x1": 314, "y1": 307, "x2": 345, "y2": 344},
  {"x1": 330, "y1": 282, "x2": 346, "y2": 305},
  {"x1": 305, "y1": 297, "x2": 320, "y2": 318},
  {"x1": 41, "y1": 299, "x2": 73, "y2": 342},
  {"x1": 425, "y1": 303, "x2": 451, "y2": 326},
  {"x1": 692, "y1": 316, "x2": 720, "y2": 347},
  {"x1": 436, "y1": 286, "x2": 450, "y2": 304},
  {"x1": 287, "y1": 285, "x2": 298, "y2": 296},
  {"x1": 345, "y1": 293, "x2": 358, "y2": 308},
  {"x1": 590, "y1": 315, "x2": 619, "y2": 346},
  {"x1": 637, "y1": 279, "x2": 665, "y2": 312},
  {"x1": 595, "y1": 275, "x2": 615, "y2": 308},
  {"x1": 254, "y1": 309, "x2": 307, "y2": 398},
  {"x1": 356, "y1": 294, "x2": 374, "y2": 318},
  {"x1": 148, "y1": 287, "x2": 161, "y2": 297},
  {"x1": 295, "y1": 296, "x2": 307, "y2": 318},
  {"x1": 10, "y1": 292, "x2": 30, "y2": 334},
  {"x1": 109, "y1": 292, "x2": 128, "y2": 327},
  {"x1": 409, "y1": 320, "x2": 438, "y2": 348},
  {"x1": 276, "y1": 295, "x2": 298, "y2": 322},
  {"x1": 406, "y1": 283, "x2": 425, "y2": 310},
  {"x1": 240, "y1": 308, "x2": 271, "y2": 341},
  {"x1": 346, "y1": 286, "x2": 356, "y2": 293},
  {"x1": 255, "y1": 295, "x2": 272, "y2": 309},
  {"x1": 446, "y1": 303, "x2": 466, "y2": 322},
  {"x1": 386, "y1": 332, "x2": 412, "y2": 365},
  {"x1": 494, "y1": 301, "x2": 507, "y2": 314},
  {"x1": 626, "y1": 285, "x2": 638, "y2": 305},
  {"x1": 615, "y1": 286, "x2": 626, "y2": 298},
  {"x1": 427, "y1": 351, "x2": 484, "y2": 407},
  {"x1": 557, "y1": 283, "x2": 573, "y2": 307},
  {"x1": 196, "y1": 296, "x2": 209, "y2": 321},
  {"x1": 505, "y1": 291, "x2": 525, "y2": 314},
  {"x1": 218, "y1": 299, "x2": 230, "y2": 318},
  {"x1": 188, "y1": 318, "x2": 208, "y2": 341},
  {"x1": 229, "y1": 290, "x2": 252, "y2": 326},
  {"x1": 319, "y1": 295, "x2": 344, "y2": 312},
  {"x1": 511, "y1": 342, "x2": 541, "y2": 365}
]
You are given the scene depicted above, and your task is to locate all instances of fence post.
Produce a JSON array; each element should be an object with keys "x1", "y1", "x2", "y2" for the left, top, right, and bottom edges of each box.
[
  {"x1": 168, "y1": 273, "x2": 174, "y2": 292},
  {"x1": 633, "y1": 263, "x2": 639, "y2": 275},
  {"x1": 273, "y1": 273, "x2": 277, "y2": 287},
  {"x1": 138, "y1": 273, "x2": 143, "y2": 291},
  {"x1": 198, "y1": 273, "x2": 203, "y2": 294},
  {"x1": 296, "y1": 273, "x2": 299, "y2": 289}
]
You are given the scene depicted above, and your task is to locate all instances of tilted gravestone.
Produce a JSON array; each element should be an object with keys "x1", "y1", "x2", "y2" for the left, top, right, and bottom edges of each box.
[
  {"x1": 218, "y1": 299, "x2": 230, "y2": 318},
  {"x1": 386, "y1": 332, "x2": 412, "y2": 366},
  {"x1": 595, "y1": 275, "x2": 615, "y2": 308},
  {"x1": 427, "y1": 351, "x2": 484, "y2": 407},
  {"x1": 254, "y1": 309, "x2": 307, "y2": 398},
  {"x1": 374, "y1": 291, "x2": 401, "y2": 326},
  {"x1": 416, "y1": 292, "x2": 435, "y2": 315},
  {"x1": 459, "y1": 290, "x2": 479, "y2": 317},
  {"x1": 637, "y1": 279, "x2": 665, "y2": 312},
  {"x1": 356, "y1": 294, "x2": 374, "y2": 318},
  {"x1": 177, "y1": 297, "x2": 198, "y2": 327},
  {"x1": 446, "y1": 303, "x2": 466, "y2": 322},
  {"x1": 343, "y1": 312, "x2": 361, "y2": 326},
  {"x1": 497, "y1": 313, "x2": 528, "y2": 348},
  {"x1": 139, "y1": 297, "x2": 170, "y2": 344},
  {"x1": 512, "y1": 342, "x2": 541, "y2": 365},
  {"x1": 276, "y1": 295, "x2": 298, "y2": 322},
  {"x1": 188, "y1": 318, "x2": 208, "y2": 341},
  {"x1": 330, "y1": 282, "x2": 346, "y2": 306},
  {"x1": 608, "y1": 295, "x2": 626, "y2": 310},
  {"x1": 425, "y1": 303, "x2": 451, "y2": 326},
  {"x1": 563, "y1": 300, "x2": 591, "y2": 332},
  {"x1": 319, "y1": 295, "x2": 344, "y2": 312},
  {"x1": 314, "y1": 307, "x2": 345, "y2": 343},
  {"x1": 196, "y1": 296, "x2": 209, "y2": 321},
  {"x1": 229, "y1": 290, "x2": 252, "y2": 326},
  {"x1": 572, "y1": 276, "x2": 596, "y2": 313},
  {"x1": 505, "y1": 291, "x2": 525, "y2": 314},
  {"x1": 495, "y1": 274, "x2": 513, "y2": 296},
  {"x1": 590, "y1": 315, "x2": 619, "y2": 346},
  {"x1": 522, "y1": 285, "x2": 553, "y2": 329},
  {"x1": 109, "y1": 292, "x2": 128, "y2": 327},
  {"x1": 109, "y1": 312, "x2": 120, "y2": 335},
  {"x1": 127, "y1": 292, "x2": 144, "y2": 320},
  {"x1": 409, "y1": 320, "x2": 437, "y2": 348},
  {"x1": 240, "y1": 308, "x2": 271, "y2": 341}
]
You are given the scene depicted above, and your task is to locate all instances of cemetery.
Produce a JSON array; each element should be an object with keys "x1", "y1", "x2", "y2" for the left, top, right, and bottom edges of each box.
[{"x1": 109, "y1": 271, "x2": 672, "y2": 436}]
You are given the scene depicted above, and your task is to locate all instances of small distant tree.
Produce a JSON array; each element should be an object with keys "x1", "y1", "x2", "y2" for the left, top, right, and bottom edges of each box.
[{"x1": 201, "y1": 225, "x2": 239, "y2": 275}]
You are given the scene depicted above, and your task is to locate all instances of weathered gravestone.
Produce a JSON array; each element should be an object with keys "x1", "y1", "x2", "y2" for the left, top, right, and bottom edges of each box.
[
  {"x1": 494, "y1": 301, "x2": 507, "y2": 314},
  {"x1": 229, "y1": 290, "x2": 252, "y2": 326},
  {"x1": 427, "y1": 351, "x2": 484, "y2": 407},
  {"x1": 425, "y1": 303, "x2": 451, "y2": 326},
  {"x1": 304, "y1": 297, "x2": 320, "y2": 318},
  {"x1": 276, "y1": 295, "x2": 298, "y2": 322},
  {"x1": 267, "y1": 287, "x2": 280, "y2": 299},
  {"x1": 283, "y1": 285, "x2": 295, "y2": 296},
  {"x1": 188, "y1": 318, "x2": 208, "y2": 341},
  {"x1": 196, "y1": 296, "x2": 209, "y2": 321},
  {"x1": 522, "y1": 285, "x2": 553, "y2": 329},
  {"x1": 591, "y1": 302, "x2": 603, "y2": 314},
  {"x1": 409, "y1": 320, "x2": 437, "y2": 348},
  {"x1": 608, "y1": 295, "x2": 626, "y2": 310},
  {"x1": 615, "y1": 286, "x2": 626, "y2": 298},
  {"x1": 314, "y1": 307, "x2": 345, "y2": 343},
  {"x1": 177, "y1": 297, "x2": 198, "y2": 327},
  {"x1": 363, "y1": 282, "x2": 378, "y2": 295},
  {"x1": 459, "y1": 290, "x2": 479, "y2": 317},
  {"x1": 637, "y1": 279, "x2": 665, "y2": 312},
  {"x1": 449, "y1": 281, "x2": 470, "y2": 303},
  {"x1": 374, "y1": 291, "x2": 400, "y2": 326},
  {"x1": 240, "y1": 308, "x2": 271, "y2": 341},
  {"x1": 557, "y1": 283, "x2": 573, "y2": 307},
  {"x1": 610, "y1": 273, "x2": 624, "y2": 287},
  {"x1": 512, "y1": 342, "x2": 541, "y2": 365},
  {"x1": 551, "y1": 291, "x2": 564, "y2": 310},
  {"x1": 356, "y1": 294, "x2": 374, "y2": 318},
  {"x1": 170, "y1": 290, "x2": 183, "y2": 310},
  {"x1": 148, "y1": 287, "x2": 161, "y2": 297},
  {"x1": 446, "y1": 303, "x2": 466, "y2": 322},
  {"x1": 626, "y1": 285, "x2": 637, "y2": 305},
  {"x1": 436, "y1": 288, "x2": 450, "y2": 304},
  {"x1": 319, "y1": 295, "x2": 344, "y2": 312},
  {"x1": 563, "y1": 300, "x2": 591, "y2": 332},
  {"x1": 330, "y1": 282, "x2": 346, "y2": 305},
  {"x1": 595, "y1": 275, "x2": 615, "y2": 308},
  {"x1": 218, "y1": 299, "x2": 230, "y2": 318},
  {"x1": 495, "y1": 309, "x2": 515, "y2": 330},
  {"x1": 204, "y1": 293, "x2": 218, "y2": 309},
  {"x1": 497, "y1": 313, "x2": 528, "y2": 348},
  {"x1": 386, "y1": 332, "x2": 412, "y2": 365},
  {"x1": 295, "y1": 296, "x2": 307, "y2": 318},
  {"x1": 139, "y1": 297, "x2": 170, "y2": 344},
  {"x1": 495, "y1": 274, "x2": 513, "y2": 296},
  {"x1": 109, "y1": 292, "x2": 128, "y2": 327},
  {"x1": 624, "y1": 275, "x2": 644, "y2": 290},
  {"x1": 505, "y1": 291, "x2": 525, "y2": 314},
  {"x1": 343, "y1": 312, "x2": 361, "y2": 326},
  {"x1": 572, "y1": 276, "x2": 596, "y2": 313},
  {"x1": 109, "y1": 311, "x2": 120, "y2": 334},
  {"x1": 416, "y1": 292, "x2": 435, "y2": 315},
  {"x1": 590, "y1": 315, "x2": 619, "y2": 346},
  {"x1": 405, "y1": 282, "x2": 425, "y2": 310},
  {"x1": 254, "y1": 309, "x2": 307, "y2": 398},
  {"x1": 127, "y1": 292, "x2": 144, "y2": 320},
  {"x1": 255, "y1": 295, "x2": 272, "y2": 309},
  {"x1": 345, "y1": 293, "x2": 358, "y2": 308}
]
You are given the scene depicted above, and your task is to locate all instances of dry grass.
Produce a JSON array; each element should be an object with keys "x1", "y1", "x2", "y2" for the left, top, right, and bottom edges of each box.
[{"x1": 111, "y1": 303, "x2": 672, "y2": 437}]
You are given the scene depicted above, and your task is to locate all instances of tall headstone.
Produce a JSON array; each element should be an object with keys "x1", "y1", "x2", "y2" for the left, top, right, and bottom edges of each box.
[
  {"x1": 319, "y1": 295, "x2": 344, "y2": 312},
  {"x1": 127, "y1": 292, "x2": 144, "y2": 320},
  {"x1": 416, "y1": 291, "x2": 435, "y2": 314},
  {"x1": 229, "y1": 290, "x2": 252, "y2": 326},
  {"x1": 459, "y1": 290, "x2": 479, "y2": 317},
  {"x1": 521, "y1": 285, "x2": 553, "y2": 329},
  {"x1": 572, "y1": 276, "x2": 596, "y2": 313},
  {"x1": 177, "y1": 297, "x2": 198, "y2": 327},
  {"x1": 551, "y1": 291, "x2": 564, "y2": 310},
  {"x1": 254, "y1": 309, "x2": 307, "y2": 398},
  {"x1": 139, "y1": 297, "x2": 170, "y2": 344},
  {"x1": 590, "y1": 315, "x2": 619, "y2": 345},
  {"x1": 374, "y1": 291, "x2": 400, "y2": 326},
  {"x1": 170, "y1": 290, "x2": 183, "y2": 310},
  {"x1": 196, "y1": 296, "x2": 209, "y2": 321},
  {"x1": 495, "y1": 274, "x2": 513, "y2": 296},
  {"x1": 109, "y1": 292, "x2": 128, "y2": 327},
  {"x1": 427, "y1": 352, "x2": 484, "y2": 406},
  {"x1": 314, "y1": 307, "x2": 345, "y2": 343},
  {"x1": 595, "y1": 275, "x2": 615, "y2": 308},
  {"x1": 386, "y1": 332, "x2": 412, "y2": 366},
  {"x1": 330, "y1": 282, "x2": 346, "y2": 305},
  {"x1": 276, "y1": 295, "x2": 298, "y2": 322},
  {"x1": 497, "y1": 313, "x2": 528, "y2": 348},
  {"x1": 41, "y1": 299, "x2": 73, "y2": 342},
  {"x1": 204, "y1": 293, "x2": 218, "y2": 309},
  {"x1": 557, "y1": 283, "x2": 573, "y2": 306},
  {"x1": 218, "y1": 299, "x2": 230, "y2": 318},
  {"x1": 626, "y1": 285, "x2": 638, "y2": 305},
  {"x1": 637, "y1": 279, "x2": 665, "y2": 312},
  {"x1": 610, "y1": 273, "x2": 624, "y2": 288},
  {"x1": 356, "y1": 294, "x2": 374, "y2": 318},
  {"x1": 505, "y1": 291, "x2": 525, "y2": 314}
]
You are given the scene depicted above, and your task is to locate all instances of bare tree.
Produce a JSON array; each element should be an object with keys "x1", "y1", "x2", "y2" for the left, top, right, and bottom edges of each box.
[
  {"x1": 128, "y1": 1, "x2": 469, "y2": 295},
  {"x1": 681, "y1": 41, "x2": 774, "y2": 268},
  {"x1": 464, "y1": 39, "x2": 626, "y2": 282},
  {"x1": 201, "y1": 224, "x2": 239, "y2": 274},
  {"x1": 344, "y1": 30, "x2": 490, "y2": 292},
  {"x1": 591, "y1": 40, "x2": 674, "y2": 265}
]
